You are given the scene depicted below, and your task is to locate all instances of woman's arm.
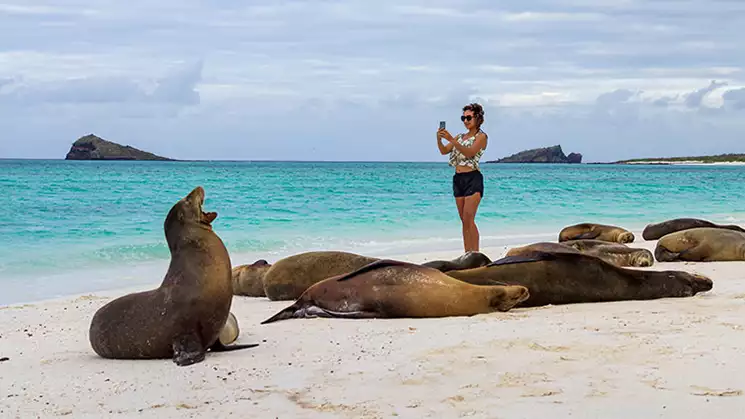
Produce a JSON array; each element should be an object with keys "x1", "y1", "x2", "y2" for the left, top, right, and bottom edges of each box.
[
  {"x1": 437, "y1": 129, "x2": 455, "y2": 155},
  {"x1": 448, "y1": 132, "x2": 487, "y2": 158}
]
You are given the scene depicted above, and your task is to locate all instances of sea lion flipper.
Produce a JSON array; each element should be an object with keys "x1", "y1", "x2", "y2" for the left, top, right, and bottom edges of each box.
[
  {"x1": 486, "y1": 252, "x2": 558, "y2": 267},
  {"x1": 335, "y1": 259, "x2": 412, "y2": 282},
  {"x1": 172, "y1": 334, "x2": 206, "y2": 367},
  {"x1": 209, "y1": 341, "x2": 260, "y2": 352}
]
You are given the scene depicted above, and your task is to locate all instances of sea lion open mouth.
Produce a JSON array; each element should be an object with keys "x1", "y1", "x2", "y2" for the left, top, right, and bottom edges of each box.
[{"x1": 202, "y1": 211, "x2": 218, "y2": 225}]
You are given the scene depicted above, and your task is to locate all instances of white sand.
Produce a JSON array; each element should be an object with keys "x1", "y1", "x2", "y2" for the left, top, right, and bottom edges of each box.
[
  {"x1": 622, "y1": 160, "x2": 745, "y2": 166},
  {"x1": 2, "y1": 234, "x2": 745, "y2": 418}
]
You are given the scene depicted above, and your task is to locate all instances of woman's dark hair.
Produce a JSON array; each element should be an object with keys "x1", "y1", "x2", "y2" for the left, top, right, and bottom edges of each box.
[{"x1": 463, "y1": 103, "x2": 485, "y2": 127}]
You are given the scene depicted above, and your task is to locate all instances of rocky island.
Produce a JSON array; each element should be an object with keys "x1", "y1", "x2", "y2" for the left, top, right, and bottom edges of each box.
[
  {"x1": 65, "y1": 134, "x2": 173, "y2": 161},
  {"x1": 486, "y1": 145, "x2": 582, "y2": 164}
]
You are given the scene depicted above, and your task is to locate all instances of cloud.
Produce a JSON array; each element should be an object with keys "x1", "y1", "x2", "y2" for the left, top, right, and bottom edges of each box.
[
  {"x1": 722, "y1": 88, "x2": 745, "y2": 110},
  {"x1": 684, "y1": 80, "x2": 729, "y2": 108},
  {"x1": 1, "y1": 0, "x2": 745, "y2": 161}
]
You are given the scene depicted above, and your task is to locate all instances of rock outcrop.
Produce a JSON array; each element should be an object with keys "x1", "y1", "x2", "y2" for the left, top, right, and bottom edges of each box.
[
  {"x1": 65, "y1": 134, "x2": 172, "y2": 161},
  {"x1": 487, "y1": 145, "x2": 582, "y2": 164}
]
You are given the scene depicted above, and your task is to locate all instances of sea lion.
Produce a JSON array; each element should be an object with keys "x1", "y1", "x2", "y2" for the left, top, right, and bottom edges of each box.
[
  {"x1": 421, "y1": 251, "x2": 492, "y2": 272},
  {"x1": 261, "y1": 259, "x2": 530, "y2": 323},
  {"x1": 262, "y1": 251, "x2": 379, "y2": 301},
  {"x1": 562, "y1": 240, "x2": 654, "y2": 267},
  {"x1": 446, "y1": 251, "x2": 712, "y2": 307},
  {"x1": 88, "y1": 186, "x2": 258, "y2": 366},
  {"x1": 654, "y1": 227, "x2": 745, "y2": 262},
  {"x1": 506, "y1": 241, "x2": 653, "y2": 267},
  {"x1": 558, "y1": 223, "x2": 635, "y2": 243},
  {"x1": 642, "y1": 218, "x2": 745, "y2": 241},
  {"x1": 232, "y1": 259, "x2": 272, "y2": 297}
]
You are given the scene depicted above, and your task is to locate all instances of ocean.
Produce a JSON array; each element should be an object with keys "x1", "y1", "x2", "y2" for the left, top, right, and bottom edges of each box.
[{"x1": 3, "y1": 159, "x2": 745, "y2": 305}]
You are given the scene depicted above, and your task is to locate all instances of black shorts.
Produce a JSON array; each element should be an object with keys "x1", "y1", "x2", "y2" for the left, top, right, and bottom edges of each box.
[{"x1": 453, "y1": 170, "x2": 484, "y2": 198}]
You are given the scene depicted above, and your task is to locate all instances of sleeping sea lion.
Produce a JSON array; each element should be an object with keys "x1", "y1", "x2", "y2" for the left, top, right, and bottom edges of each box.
[
  {"x1": 88, "y1": 186, "x2": 258, "y2": 366},
  {"x1": 506, "y1": 241, "x2": 653, "y2": 267},
  {"x1": 261, "y1": 260, "x2": 530, "y2": 323},
  {"x1": 446, "y1": 251, "x2": 712, "y2": 307},
  {"x1": 642, "y1": 218, "x2": 745, "y2": 241},
  {"x1": 262, "y1": 251, "x2": 379, "y2": 301},
  {"x1": 232, "y1": 259, "x2": 272, "y2": 297},
  {"x1": 654, "y1": 227, "x2": 745, "y2": 262},
  {"x1": 421, "y1": 251, "x2": 492, "y2": 272},
  {"x1": 559, "y1": 223, "x2": 635, "y2": 243}
]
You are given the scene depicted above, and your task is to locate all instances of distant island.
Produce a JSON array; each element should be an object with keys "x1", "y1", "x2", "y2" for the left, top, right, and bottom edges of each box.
[
  {"x1": 65, "y1": 134, "x2": 173, "y2": 161},
  {"x1": 611, "y1": 153, "x2": 745, "y2": 165},
  {"x1": 486, "y1": 145, "x2": 582, "y2": 164}
]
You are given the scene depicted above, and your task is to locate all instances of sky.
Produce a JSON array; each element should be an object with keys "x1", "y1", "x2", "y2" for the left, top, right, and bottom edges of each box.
[{"x1": 1, "y1": 0, "x2": 745, "y2": 162}]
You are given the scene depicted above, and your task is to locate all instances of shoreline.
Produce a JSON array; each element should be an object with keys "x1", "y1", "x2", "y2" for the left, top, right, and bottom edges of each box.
[{"x1": 2, "y1": 231, "x2": 745, "y2": 417}]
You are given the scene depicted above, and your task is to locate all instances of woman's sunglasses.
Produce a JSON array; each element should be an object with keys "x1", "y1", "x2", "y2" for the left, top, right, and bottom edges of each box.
[{"x1": 461, "y1": 115, "x2": 474, "y2": 122}]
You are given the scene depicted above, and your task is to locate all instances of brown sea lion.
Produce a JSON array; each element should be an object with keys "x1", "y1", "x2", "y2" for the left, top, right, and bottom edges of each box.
[
  {"x1": 642, "y1": 218, "x2": 745, "y2": 240},
  {"x1": 261, "y1": 260, "x2": 530, "y2": 323},
  {"x1": 232, "y1": 259, "x2": 272, "y2": 297},
  {"x1": 446, "y1": 251, "x2": 712, "y2": 308},
  {"x1": 559, "y1": 223, "x2": 634, "y2": 243},
  {"x1": 88, "y1": 187, "x2": 258, "y2": 366},
  {"x1": 421, "y1": 251, "x2": 492, "y2": 272},
  {"x1": 654, "y1": 227, "x2": 745, "y2": 262},
  {"x1": 506, "y1": 241, "x2": 653, "y2": 267},
  {"x1": 262, "y1": 251, "x2": 379, "y2": 301},
  {"x1": 562, "y1": 240, "x2": 654, "y2": 267}
]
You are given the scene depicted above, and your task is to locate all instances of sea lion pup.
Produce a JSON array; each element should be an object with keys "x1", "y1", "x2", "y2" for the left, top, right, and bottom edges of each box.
[
  {"x1": 262, "y1": 251, "x2": 379, "y2": 301},
  {"x1": 558, "y1": 223, "x2": 635, "y2": 244},
  {"x1": 89, "y1": 187, "x2": 258, "y2": 366},
  {"x1": 446, "y1": 251, "x2": 712, "y2": 308},
  {"x1": 655, "y1": 227, "x2": 745, "y2": 262},
  {"x1": 642, "y1": 218, "x2": 745, "y2": 241},
  {"x1": 506, "y1": 241, "x2": 653, "y2": 267},
  {"x1": 260, "y1": 260, "x2": 530, "y2": 323},
  {"x1": 421, "y1": 251, "x2": 492, "y2": 272},
  {"x1": 232, "y1": 259, "x2": 272, "y2": 297}
]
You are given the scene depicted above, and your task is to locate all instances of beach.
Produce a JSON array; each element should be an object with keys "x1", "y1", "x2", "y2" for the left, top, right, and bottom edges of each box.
[{"x1": 2, "y1": 232, "x2": 744, "y2": 418}]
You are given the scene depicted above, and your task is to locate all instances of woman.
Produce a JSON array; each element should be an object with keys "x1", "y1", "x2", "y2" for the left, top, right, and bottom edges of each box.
[{"x1": 437, "y1": 103, "x2": 488, "y2": 252}]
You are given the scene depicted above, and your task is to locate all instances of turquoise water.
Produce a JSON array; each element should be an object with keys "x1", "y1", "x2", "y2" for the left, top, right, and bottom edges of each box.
[{"x1": 3, "y1": 159, "x2": 745, "y2": 305}]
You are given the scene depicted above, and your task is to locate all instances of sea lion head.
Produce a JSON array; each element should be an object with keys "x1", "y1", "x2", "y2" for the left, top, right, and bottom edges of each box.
[
  {"x1": 164, "y1": 186, "x2": 217, "y2": 233},
  {"x1": 668, "y1": 271, "x2": 713, "y2": 295},
  {"x1": 618, "y1": 231, "x2": 635, "y2": 243},
  {"x1": 490, "y1": 285, "x2": 530, "y2": 311},
  {"x1": 630, "y1": 249, "x2": 654, "y2": 267}
]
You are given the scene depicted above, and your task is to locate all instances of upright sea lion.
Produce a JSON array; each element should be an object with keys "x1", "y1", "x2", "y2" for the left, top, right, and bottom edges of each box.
[
  {"x1": 421, "y1": 251, "x2": 492, "y2": 272},
  {"x1": 446, "y1": 251, "x2": 712, "y2": 308},
  {"x1": 262, "y1": 251, "x2": 379, "y2": 301},
  {"x1": 261, "y1": 260, "x2": 530, "y2": 323},
  {"x1": 642, "y1": 218, "x2": 745, "y2": 240},
  {"x1": 654, "y1": 227, "x2": 745, "y2": 262},
  {"x1": 559, "y1": 223, "x2": 635, "y2": 244},
  {"x1": 88, "y1": 187, "x2": 258, "y2": 366},
  {"x1": 232, "y1": 259, "x2": 272, "y2": 297}
]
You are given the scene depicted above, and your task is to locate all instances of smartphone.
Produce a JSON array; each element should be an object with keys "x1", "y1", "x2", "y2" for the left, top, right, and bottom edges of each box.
[{"x1": 439, "y1": 121, "x2": 446, "y2": 130}]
